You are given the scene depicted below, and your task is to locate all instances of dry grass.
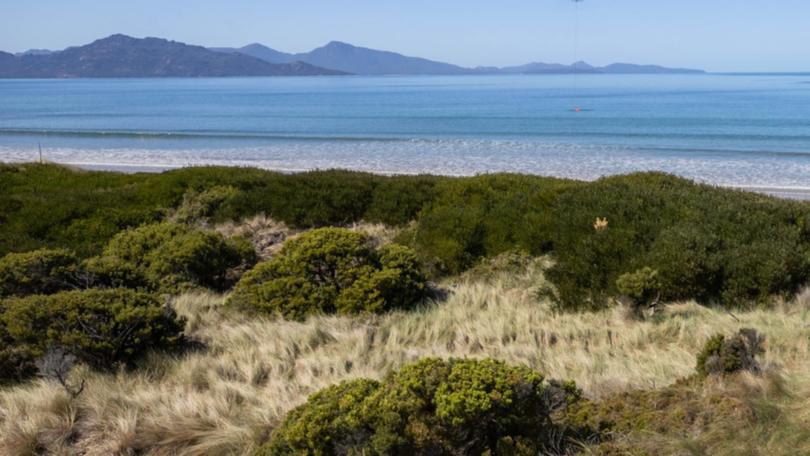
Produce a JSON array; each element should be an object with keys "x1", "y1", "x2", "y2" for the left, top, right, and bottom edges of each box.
[
  {"x1": 215, "y1": 215, "x2": 401, "y2": 260},
  {"x1": 1, "y1": 259, "x2": 809, "y2": 455}
]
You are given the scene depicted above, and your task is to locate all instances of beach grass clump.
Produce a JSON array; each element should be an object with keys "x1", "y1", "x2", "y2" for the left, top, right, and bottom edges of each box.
[
  {"x1": 258, "y1": 358, "x2": 581, "y2": 456},
  {"x1": 84, "y1": 222, "x2": 257, "y2": 293},
  {"x1": 0, "y1": 248, "x2": 80, "y2": 297},
  {"x1": 568, "y1": 370, "x2": 797, "y2": 455},
  {"x1": 228, "y1": 228, "x2": 427, "y2": 319},
  {"x1": 1, "y1": 288, "x2": 184, "y2": 374}
]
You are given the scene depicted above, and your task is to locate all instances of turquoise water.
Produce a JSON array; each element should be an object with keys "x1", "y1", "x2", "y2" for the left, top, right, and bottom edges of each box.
[{"x1": 1, "y1": 74, "x2": 810, "y2": 188}]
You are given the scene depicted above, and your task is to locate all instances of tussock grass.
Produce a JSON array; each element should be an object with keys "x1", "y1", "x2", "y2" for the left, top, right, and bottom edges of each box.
[{"x1": 1, "y1": 261, "x2": 809, "y2": 455}]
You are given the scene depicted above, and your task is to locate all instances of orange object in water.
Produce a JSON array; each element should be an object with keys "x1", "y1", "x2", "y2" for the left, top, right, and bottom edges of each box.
[{"x1": 574, "y1": 107, "x2": 582, "y2": 112}]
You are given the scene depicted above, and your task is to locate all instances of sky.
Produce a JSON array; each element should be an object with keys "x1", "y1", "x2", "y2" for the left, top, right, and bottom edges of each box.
[{"x1": 1, "y1": 0, "x2": 809, "y2": 72}]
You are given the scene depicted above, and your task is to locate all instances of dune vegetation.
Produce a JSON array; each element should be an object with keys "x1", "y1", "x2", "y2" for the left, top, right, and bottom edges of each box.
[{"x1": 1, "y1": 163, "x2": 809, "y2": 455}]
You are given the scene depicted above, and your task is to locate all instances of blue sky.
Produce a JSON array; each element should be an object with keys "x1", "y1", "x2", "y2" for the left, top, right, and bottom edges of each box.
[{"x1": 1, "y1": 0, "x2": 809, "y2": 72}]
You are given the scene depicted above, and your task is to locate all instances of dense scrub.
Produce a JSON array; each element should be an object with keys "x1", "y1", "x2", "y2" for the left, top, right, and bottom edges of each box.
[
  {"x1": 258, "y1": 358, "x2": 582, "y2": 456},
  {"x1": 0, "y1": 164, "x2": 439, "y2": 258},
  {"x1": 0, "y1": 248, "x2": 80, "y2": 297},
  {"x1": 546, "y1": 173, "x2": 810, "y2": 310},
  {"x1": 411, "y1": 174, "x2": 575, "y2": 274},
  {"x1": 228, "y1": 228, "x2": 427, "y2": 319},
  {"x1": 85, "y1": 222, "x2": 256, "y2": 293},
  {"x1": 0, "y1": 289, "x2": 184, "y2": 381},
  {"x1": 3, "y1": 164, "x2": 810, "y2": 310}
]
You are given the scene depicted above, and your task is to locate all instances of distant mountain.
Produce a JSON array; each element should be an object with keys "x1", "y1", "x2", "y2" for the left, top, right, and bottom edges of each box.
[
  {"x1": 500, "y1": 60, "x2": 702, "y2": 75},
  {"x1": 213, "y1": 43, "x2": 297, "y2": 65},
  {"x1": 215, "y1": 41, "x2": 705, "y2": 76},
  {"x1": 214, "y1": 41, "x2": 473, "y2": 75},
  {"x1": 298, "y1": 41, "x2": 473, "y2": 75},
  {"x1": 1, "y1": 34, "x2": 706, "y2": 78},
  {"x1": 500, "y1": 62, "x2": 577, "y2": 74},
  {"x1": 14, "y1": 49, "x2": 55, "y2": 57},
  {"x1": 600, "y1": 63, "x2": 705, "y2": 74},
  {"x1": 0, "y1": 35, "x2": 346, "y2": 78}
]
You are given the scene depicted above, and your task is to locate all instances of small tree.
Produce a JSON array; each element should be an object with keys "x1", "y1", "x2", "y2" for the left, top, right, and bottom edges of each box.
[{"x1": 616, "y1": 267, "x2": 662, "y2": 318}]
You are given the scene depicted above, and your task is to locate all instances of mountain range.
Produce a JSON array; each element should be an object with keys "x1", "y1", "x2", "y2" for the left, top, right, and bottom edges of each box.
[
  {"x1": 0, "y1": 34, "x2": 706, "y2": 78},
  {"x1": 0, "y1": 35, "x2": 345, "y2": 78},
  {"x1": 215, "y1": 41, "x2": 705, "y2": 75}
]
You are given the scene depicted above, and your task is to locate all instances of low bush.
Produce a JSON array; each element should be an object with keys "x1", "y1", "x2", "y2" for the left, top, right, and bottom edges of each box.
[
  {"x1": 258, "y1": 358, "x2": 582, "y2": 456},
  {"x1": 1, "y1": 288, "x2": 184, "y2": 370},
  {"x1": 172, "y1": 185, "x2": 240, "y2": 224},
  {"x1": 85, "y1": 222, "x2": 256, "y2": 293},
  {"x1": 413, "y1": 174, "x2": 574, "y2": 275},
  {"x1": 547, "y1": 173, "x2": 810, "y2": 311},
  {"x1": 0, "y1": 165, "x2": 441, "y2": 259},
  {"x1": 695, "y1": 328, "x2": 765, "y2": 377},
  {"x1": 0, "y1": 308, "x2": 36, "y2": 384},
  {"x1": 0, "y1": 248, "x2": 79, "y2": 297},
  {"x1": 567, "y1": 376, "x2": 760, "y2": 455},
  {"x1": 5, "y1": 165, "x2": 810, "y2": 313},
  {"x1": 616, "y1": 267, "x2": 662, "y2": 318},
  {"x1": 228, "y1": 228, "x2": 427, "y2": 319},
  {"x1": 363, "y1": 175, "x2": 441, "y2": 226}
]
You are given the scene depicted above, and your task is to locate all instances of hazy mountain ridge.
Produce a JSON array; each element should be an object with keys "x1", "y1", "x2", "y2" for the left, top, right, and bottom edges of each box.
[
  {"x1": 0, "y1": 35, "x2": 345, "y2": 78},
  {"x1": 219, "y1": 41, "x2": 706, "y2": 75},
  {"x1": 217, "y1": 41, "x2": 473, "y2": 75},
  {"x1": 0, "y1": 34, "x2": 706, "y2": 78}
]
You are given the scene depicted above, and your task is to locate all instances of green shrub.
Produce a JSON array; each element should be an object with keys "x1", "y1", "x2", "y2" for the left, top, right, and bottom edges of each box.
[
  {"x1": 85, "y1": 222, "x2": 256, "y2": 293},
  {"x1": 1, "y1": 288, "x2": 184, "y2": 370},
  {"x1": 413, "y1": 174, "x2": 574, "y2": 275},
  {"x1": 0, "y1": 248, "x2": 79, "y2": 297},
  {"x1": 547, "y1": 173, "x2": 810, "y2": 311},
  {"x1": 0, "y1": 165, "x2": 439, "y2": 258},
  {"x1": 258, "y1": 358, "x2": 581, "y2": 456},
  {"x1": 364, "y1": 175, "x2": 440, "y2": 226},
  {"x1": 6, "y1": 165, "x2": 810, "y2": 314},
  {"x1": 695, "y1": 329, "x2": 765, "y2": 377},
  {"x1": 173, "y1": 185, "x2": 240, "y2": 224},
  {"x1": 228, "y1": 228, "x2": 426, "y2": 320},
  {"x1": 616, "y1": 267, "x2": 662, "y2": 317},
  {"x1": 0, "y1": 307, "x2": 37, "y2": 384}
]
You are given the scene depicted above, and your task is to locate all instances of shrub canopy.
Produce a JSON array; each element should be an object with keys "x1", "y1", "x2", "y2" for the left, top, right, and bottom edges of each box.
[
  {"x1": 1, "y1": 288, "x2": 184, "y2": 371},
  {"x1": 85, "y1": 222, "x2": 256, "y2": 293},
  {"x1": 546, "y1": 173, "x2": 810, "y2": 310},
  {"x1": 413, "y1": 174, "x2": 575, "y2": 275},
  {"x1": 0, "y1": 248, "x2": 79, "y2": 297},
  {"x1": 228, "y1": 228, "x2": 427, "y2": 319},
  {"x1": 259, "y1": 358, "x2": 581, "y2": 456},
  {"x1": 4, "y1": 165, "x2": 810, "y2": 311}
]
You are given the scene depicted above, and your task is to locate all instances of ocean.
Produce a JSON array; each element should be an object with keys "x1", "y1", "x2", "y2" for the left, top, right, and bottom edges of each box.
[{"x1": 1, "y1": 74, "x2": 810, "y2": 193}]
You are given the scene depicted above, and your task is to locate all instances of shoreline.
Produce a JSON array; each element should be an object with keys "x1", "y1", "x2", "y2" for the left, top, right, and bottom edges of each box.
[{"x1": 9, "y1": 159, "x2": 810, "y2": 201}]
